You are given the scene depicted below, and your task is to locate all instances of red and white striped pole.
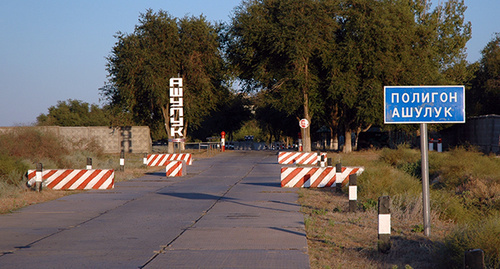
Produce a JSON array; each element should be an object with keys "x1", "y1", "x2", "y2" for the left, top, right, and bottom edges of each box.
[
  {"x1": 298, "y1": 132, "x2": 303, "y2": 152},
  {"x1": 221, "y1": 131, "x2": 226, "y2": 152}
]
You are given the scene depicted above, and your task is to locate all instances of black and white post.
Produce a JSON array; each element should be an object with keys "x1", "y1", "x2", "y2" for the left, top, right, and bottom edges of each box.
[
  {"x1": 86, "y1": 157, "x2": 92, "y2": 170},
  {"x1": 349, "y1": 174, "x2": 357, "y2": 212},
  {"x1": 35, "y1": 163, "x2": 43, "y2": 192},
  {"x1": 120, "y1": 150, "x2": 125, "y2": 172},
  {"x1": 335, "y1": 162, "x2": 342, "y2": 193},
  {"x1": 464, "y1": 249, "x2": 485, "y2": 269},
  {"x1": 378, "y1": 196, "x2": 391, "y2": 253}
]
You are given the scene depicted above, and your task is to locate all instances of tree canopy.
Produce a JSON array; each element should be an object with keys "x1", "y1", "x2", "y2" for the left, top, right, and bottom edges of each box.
[
  {"x1": 228, "y1": 0, "x2": 471, "y2": 152},
  {"x1": 101, "y1": 10, "x2": 229, "y2": 145},
  {"x1": 37, "y1": 99, "x2": 110, "y2": 126},
  {"x1": 95, "y1": 2, "x2": 481, "y2": 152},
  {"x1": 467, "y1": 33, "x2": 500, "y2": 116}
]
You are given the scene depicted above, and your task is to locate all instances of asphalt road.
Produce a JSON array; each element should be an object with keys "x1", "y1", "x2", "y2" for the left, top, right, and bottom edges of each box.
[{"x1": 0, "y1": 151, "x2": 310, "y2": 268}]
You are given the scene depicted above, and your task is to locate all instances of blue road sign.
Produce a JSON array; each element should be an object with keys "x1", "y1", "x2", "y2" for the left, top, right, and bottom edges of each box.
[{"x1": 384, "y1": 86, "x2": 465, "y2": 124}]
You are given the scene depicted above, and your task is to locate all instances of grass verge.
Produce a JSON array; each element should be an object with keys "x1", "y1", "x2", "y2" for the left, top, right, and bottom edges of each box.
[{"x1": 299, "y1": 148, "x2": 500, "y2": 268}]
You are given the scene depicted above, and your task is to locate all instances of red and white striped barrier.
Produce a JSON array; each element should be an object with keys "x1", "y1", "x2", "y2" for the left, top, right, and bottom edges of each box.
[
  {"x1": 278, "y1": 152, "x2": 327, "y2": 165},
  {"x1": 27, "y1": 169, "x2": 114, "y2": 190},
  {"x1": 280, "y1": 166, "x2": 363, "y2": 188},
  {"x1": 166, "y1": 161, "x2": 185, "y2": 177},
  {"x1": 146, "y1": 153, "x2": 192, "y2": 166}
]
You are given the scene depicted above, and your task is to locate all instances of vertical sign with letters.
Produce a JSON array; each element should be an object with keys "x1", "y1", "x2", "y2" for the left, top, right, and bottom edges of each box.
[{"x1": 169, "y1": 78, "x2": 184, "y2": 139}]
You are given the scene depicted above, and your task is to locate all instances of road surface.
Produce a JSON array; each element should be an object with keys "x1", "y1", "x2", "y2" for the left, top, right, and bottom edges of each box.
[{"x1": 0, "y1": 151, "x2": 309, "y2": 268}]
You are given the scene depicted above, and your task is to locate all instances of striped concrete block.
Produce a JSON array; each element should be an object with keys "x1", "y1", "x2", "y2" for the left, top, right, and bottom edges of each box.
[
  {"x1": 166, "y1": 161, "x2": 185, "y2": 177},
  {"x1": 280, "y1": 166, "x2": 364, "y2": 188},
  {"x1": 278, "y1": 152, "x2": 327, "y2": 165},
  {"x1": 147, "y1": 153, "x2": 193, "y2": 166},
  {"x1": 27, "y1": 169, "x2": 114, "y2": 190}
]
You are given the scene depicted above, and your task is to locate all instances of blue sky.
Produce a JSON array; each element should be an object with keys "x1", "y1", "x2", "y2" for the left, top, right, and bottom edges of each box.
[{"x1": 0, "y1": 0, "x2": 498, "y2": 126}]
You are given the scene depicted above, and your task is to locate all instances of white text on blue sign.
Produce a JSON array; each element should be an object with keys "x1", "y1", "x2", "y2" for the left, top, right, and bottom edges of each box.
[{"x1": 384, "y1": 86, "x2": 465, "y2": 124}]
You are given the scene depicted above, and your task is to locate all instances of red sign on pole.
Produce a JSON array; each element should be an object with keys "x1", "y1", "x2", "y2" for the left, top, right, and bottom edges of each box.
[{"x1": 299, "y1": 119, "x2": 309, "y2": 129}]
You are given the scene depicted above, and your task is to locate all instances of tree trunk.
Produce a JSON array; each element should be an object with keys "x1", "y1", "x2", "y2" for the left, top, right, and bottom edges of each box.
[
  {"x1": 161, "y1": 106, "x2": 174, "y2": 153},
  {"x1": 301, "y1": 57, "x2": 313, "y2": 152},
  {"x1": 181, "y1": 121, "x2": 188, "y2": 151},
  {"x1": 332, "y1": 132, "x2": 339, "y2": 151},
  {"x1": 354, "y1": 124, "x2": 372, "y2": 151},
  {"x1": 344, "y1": 128, "x2": 352, "y2": 153}
]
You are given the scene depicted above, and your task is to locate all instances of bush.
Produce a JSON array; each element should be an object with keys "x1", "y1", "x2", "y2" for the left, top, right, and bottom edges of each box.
[
  {"x1": 0, "y1": 128, "x2": 72, "y2": 187},
  {"x1": 0, "y1": 152, "x2": 28, "y2": 185},
  {"x1": 429, "y1": 146, "x2": 500, "y2": 190},
  {"x1": 358, "y1": 162, "x2": 421, "y2": 199},
  {"x1": 0, "y1": 128, "x2": 70, "y2": 168},
  {"x1": 443, "y1": 214, "x2": 500, "y2": 268},
  {"x1": 380, "y1": 144, "x2": 421, "y2": 178}
]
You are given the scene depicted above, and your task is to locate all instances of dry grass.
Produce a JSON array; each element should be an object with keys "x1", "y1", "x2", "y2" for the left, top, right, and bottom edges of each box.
[
  {"x1": 0, "y1": 149, "x2": 218, "y2": 215},
  {"x1": 299, "y1": 188, "x2": 454, "y2": 269},
  {"x1": 0, "y1": 186, "x2": 80, "y2": 214}
]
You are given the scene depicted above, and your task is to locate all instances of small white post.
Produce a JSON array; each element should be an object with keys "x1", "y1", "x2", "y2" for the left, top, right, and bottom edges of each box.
[
  {"x1": 378, "y1": 196, "x2": 391, "y2": 253},
  {"x1": 349, "y1": 174, "x2": 357, "y2": 212},
  {"x1": 120, "y1": 150, "x2": 125, "y2": 172},
  {"x1": 86, "y1": 157, "x2": 92, "y2": 170}
]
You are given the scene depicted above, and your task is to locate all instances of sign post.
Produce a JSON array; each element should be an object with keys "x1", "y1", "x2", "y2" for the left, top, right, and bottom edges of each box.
[
  {"x1": 384, "y1": 85, "x2": 465, "y2": 237},
  {"x1": 169, "y1": 78, "x2": 184, "y2": 154},
  {"x1": 221, "y1": 131, "x2": 226, "y2": 152},
  {"x1": 299, "y1": 119, "x2": 309, "y2": 152}
]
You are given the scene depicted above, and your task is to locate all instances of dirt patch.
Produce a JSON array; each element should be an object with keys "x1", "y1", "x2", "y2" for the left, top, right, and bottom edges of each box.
[{"x1": 299, "y1": 188, "x2": 453, "y2": 269}]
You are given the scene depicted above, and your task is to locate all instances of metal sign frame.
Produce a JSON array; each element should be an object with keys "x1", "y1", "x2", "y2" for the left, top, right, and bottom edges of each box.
[{"x1": 384, "y1": 85, "x2": 465, "y2": 124}]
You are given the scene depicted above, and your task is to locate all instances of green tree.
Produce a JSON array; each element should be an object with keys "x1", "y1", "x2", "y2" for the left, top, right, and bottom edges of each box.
[
  {"x1": 190, "y1": 91, "x2": 252, "y2": 141},
  {"x1": 468, "y1": 33, "x2": 500, "y2": 116},
  {"x1": 37, "y1": 99, "x2": 110, "y2": 126},
  {"x1": 323, "y1": 0, "x2": 471, "y2": 152},
  {"x1": 254, "y1": 91, "x2": 298, "y2": 144},
  {"x1": 227, "y1": 0, "x2": 338, "y2": 152},
  {"x1": 102, "y1": 10, "x2": 228, "y2": 151}
]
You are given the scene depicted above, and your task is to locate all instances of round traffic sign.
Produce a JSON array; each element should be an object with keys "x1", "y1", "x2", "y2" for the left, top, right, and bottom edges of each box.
[{"x1": 299, "y1": 119, "x2": 309, "y2": 129}]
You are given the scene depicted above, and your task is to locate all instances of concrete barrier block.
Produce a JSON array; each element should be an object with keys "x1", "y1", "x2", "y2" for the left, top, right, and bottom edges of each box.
[{"x1": 27, "y1": 169, "x2": 114, "y2": 190}]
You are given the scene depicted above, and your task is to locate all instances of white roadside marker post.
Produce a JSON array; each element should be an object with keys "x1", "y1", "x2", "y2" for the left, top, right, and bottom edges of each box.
[{"x1": 378, "y1": 195, "x2": 391, "y2": 253}]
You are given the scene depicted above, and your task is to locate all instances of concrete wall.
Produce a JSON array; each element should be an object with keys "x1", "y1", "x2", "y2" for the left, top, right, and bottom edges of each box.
[
  {"x1": 0, "y1": 126, "x2": 151, "y2": 154},
  {"x1": 463, "y1": 115, "x2": 500, "y2": 154},
  {"x1": 439, "y1": 115, "x2": 500, "y2": 154}
]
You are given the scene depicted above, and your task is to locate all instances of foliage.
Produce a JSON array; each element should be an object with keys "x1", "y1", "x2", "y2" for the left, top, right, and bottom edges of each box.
[
  {"x1": 227, "y1": 0, "x2": 337, "y2": 151},
  {"x1": 37, "y1": 99, "x2": 110, "y2": 126},
  {"x1": 378, "y1": 145, "x2": 500, "y2": 222},
  {"x1": 443, "y1": 214, "x2": 500, "y2": 269},
  {"x1": 0, "y1": 128, "x2": 70, "y2": 169},
  {"x1": 324, "y1": 148, "x2": 499, "y2": 267},
  {"x1": 102, "y1": 10, "x2": 228, "y2": 142},
  {"x1": 228, "y1": 0, "x2": 471, "y2": 152},
  {"x1": 254, "y1": 91, "x2": 298, "y2": 143},
  {"x1": 0, "y1": 152, "x2": 28, "y2": 186},
  {"x1": 467, "y1": 32, "x2": 500, "y2": 116},
  {"x1": 190, "y1": 92, "x2": 252, "y2": 141}
]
